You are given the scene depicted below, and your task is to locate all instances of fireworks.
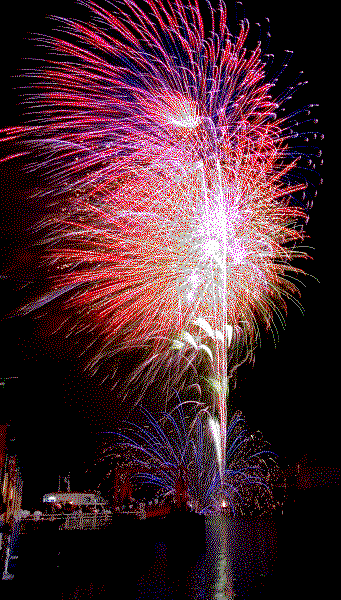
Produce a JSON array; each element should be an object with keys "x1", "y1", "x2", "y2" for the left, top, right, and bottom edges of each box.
[
  {"x1": 104, "y1": 404, "x2": 281, "y2": 515},
  {"x1": 1, "y1": 0, "x2": 320, "y2": 472}
]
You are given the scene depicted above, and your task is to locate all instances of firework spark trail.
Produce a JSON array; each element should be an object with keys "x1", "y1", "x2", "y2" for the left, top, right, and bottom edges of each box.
[
  {"x1": 1, "y1": 0, "x2": 320, "y2": 469},
  {"x1": 104, "y1": 405, "x2": 280, "y2": 515}
]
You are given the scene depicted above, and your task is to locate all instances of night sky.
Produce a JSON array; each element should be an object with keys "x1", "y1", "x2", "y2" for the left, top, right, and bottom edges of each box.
[{"x1": 0, "y1": 0, "x2": 334, "y2": 509}]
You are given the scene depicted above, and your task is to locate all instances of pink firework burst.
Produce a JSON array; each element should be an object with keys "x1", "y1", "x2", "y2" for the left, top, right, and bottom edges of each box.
[{"x1": 1, "y1": 0, "x2": 320, "y2": 466}]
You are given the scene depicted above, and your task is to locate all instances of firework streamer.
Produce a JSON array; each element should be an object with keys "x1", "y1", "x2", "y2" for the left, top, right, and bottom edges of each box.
[
  {"x1": 1, "y1": 0, "x2": 321, "y2": 475},
  {"x1": 102, "y1": 404, "x2": 281, "y2": 515}
]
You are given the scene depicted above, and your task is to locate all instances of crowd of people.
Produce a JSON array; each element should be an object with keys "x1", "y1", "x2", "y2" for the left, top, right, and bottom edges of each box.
[{"x1": 114, "y1": 491, "x2": 196, "y2": 518}]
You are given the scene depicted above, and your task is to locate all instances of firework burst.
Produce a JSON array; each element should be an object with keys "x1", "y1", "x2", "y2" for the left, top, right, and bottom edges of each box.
[
  {"x1": 1, "y1": 0, "x2": 320, "y2": 467},
  {"x1": 103, "y1": 404, "x2": 281, "y2": 515}
]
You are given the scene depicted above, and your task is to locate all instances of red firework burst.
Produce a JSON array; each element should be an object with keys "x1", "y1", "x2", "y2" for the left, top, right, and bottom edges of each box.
[{"x1": 1, "y1": 1, "x2": 321, "y2": 438}]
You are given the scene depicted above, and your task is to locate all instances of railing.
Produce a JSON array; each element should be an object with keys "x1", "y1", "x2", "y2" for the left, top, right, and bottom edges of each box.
[
  {"x1": 62, "y1": 513, "x2": 112, "y2": 530},
  {"x1": 20, "y1": 512, "x2": 113, "y2": 530},
  {"x1": 19, "y1": 505, "x2": 173, "y2": 529}
]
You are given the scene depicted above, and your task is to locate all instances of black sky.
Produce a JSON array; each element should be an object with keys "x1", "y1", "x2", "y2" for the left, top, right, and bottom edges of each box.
[{"x1": 0, "y1": 0, "x2": 334, "y2": 508}]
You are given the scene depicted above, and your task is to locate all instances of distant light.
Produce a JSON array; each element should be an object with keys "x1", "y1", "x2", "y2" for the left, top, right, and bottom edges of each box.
[{"x1": 222, "y1": 499, "x2": 227, "y2": 508}]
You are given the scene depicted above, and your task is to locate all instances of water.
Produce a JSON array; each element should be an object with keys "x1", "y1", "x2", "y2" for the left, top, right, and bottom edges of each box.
[
  {"x1": 201, "y1": 512, "x2": 277, "y2": 599},
  {"x1": 1, "y1": 488, "x2": 338, "y2": 599}
]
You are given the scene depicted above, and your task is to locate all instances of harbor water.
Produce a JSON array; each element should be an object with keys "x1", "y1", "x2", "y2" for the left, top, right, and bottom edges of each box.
[{"x1": 1, "y1": 487, "x2": 337, "y2": 599}]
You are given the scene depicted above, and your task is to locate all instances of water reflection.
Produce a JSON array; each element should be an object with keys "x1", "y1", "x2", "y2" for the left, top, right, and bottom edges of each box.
[
  {"x1": 190, "y1": 512, "x2": 277, "y2": 599},
  {"x1": 204, "y1": 513, "x2": 235, "y2": 599},
  {"x1": 12, "y1": 512, "x2": 278, "y2": 599},
  {"x1": 54, "y1": 514, "x2": 277, "y2": 599}
]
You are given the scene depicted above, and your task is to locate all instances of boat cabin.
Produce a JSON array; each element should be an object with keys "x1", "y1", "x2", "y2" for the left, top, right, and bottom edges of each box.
[{"x1": 42, "y1": 492, "x2": 108, "y2": 513}]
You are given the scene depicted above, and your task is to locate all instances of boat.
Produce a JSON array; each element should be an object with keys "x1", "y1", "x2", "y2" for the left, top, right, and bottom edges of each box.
[
  {"x1": 42, "y1": 491, "x2": 108, "y2": 512},
  {"x1": 41, "y1": 491, "x2": 111, "y2": 530}
]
